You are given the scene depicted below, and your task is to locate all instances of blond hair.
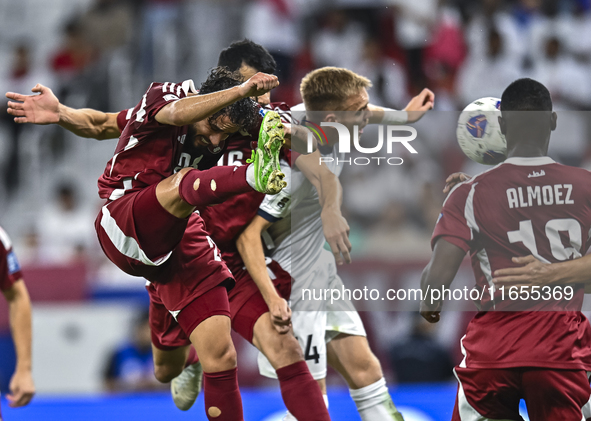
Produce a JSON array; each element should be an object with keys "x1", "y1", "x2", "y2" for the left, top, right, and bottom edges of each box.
[{"x1": 300, "y1": 67, "x2": 372, "y2": 111}]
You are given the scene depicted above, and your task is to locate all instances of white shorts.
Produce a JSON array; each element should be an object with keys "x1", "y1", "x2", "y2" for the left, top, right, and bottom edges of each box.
[{"x1": 258, "y1": 249, "x2": 366, "y2": 380}]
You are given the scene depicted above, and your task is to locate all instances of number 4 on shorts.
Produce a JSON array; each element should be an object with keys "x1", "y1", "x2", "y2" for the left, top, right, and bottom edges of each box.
[{"x1": 304, "y1": 334, "x2": 320, "y2": 364}]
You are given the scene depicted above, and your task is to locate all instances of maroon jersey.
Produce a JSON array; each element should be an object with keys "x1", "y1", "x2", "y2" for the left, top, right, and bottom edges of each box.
[
  {"x1": 98, "y1": 80, "x2": 198, "y2": 200},
  {"x1": 0, "y1": 226, "x2": 22, "y2": 290},
  {"x1": 433, "y1": 156, "x2": 591, "y2": 370},
  {"x1": 199, "y1": 102, "x2": 294, "y2": 268}
]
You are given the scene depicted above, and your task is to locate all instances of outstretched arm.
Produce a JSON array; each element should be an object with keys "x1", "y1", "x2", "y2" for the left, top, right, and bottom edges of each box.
[
  {"x1": 155, "y1": 72, "x2": 279, "y2": 126},
  {"x1": 6, "y1": 84, "x2": 121, "y2": 140},
  {"x1": 2, "y1": 280, "x2": 35, "y2": 407},
  {"x1": 368, "y1": 88, "x2": 435, "y2": 125},
  {"x1": 493, "y1": 255, "x2": 591, "y2": 293},
  {"x1": 295, "y1": 151, "x2": 351, "y2": 265},
  {"x1": 420, "y1": 239, "x2": 466, "y2": 323},
  {"x1": 236, "y1": 215, "x2": 291, "y2": 334}
]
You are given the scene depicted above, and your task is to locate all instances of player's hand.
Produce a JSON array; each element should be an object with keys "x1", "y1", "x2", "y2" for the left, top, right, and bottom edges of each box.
[
  {"x1": 268, "y1": 297, "x2": 292, "y2": 334},
  {"x1": 443, "y1": 172, "x2": 471, "y2": 194},
  {"x1": 7, "y1": 369, "x2": 35, "y2": 407},
  {"x1": 321, "y1": 209, "x2": 351, "y2": 265},
  {"x1": 404, "y1": 88, "x2": 435, "y2": 123},
  {"x1": 238, "y1": 73, "x2": 280, "y2": 99},
  {"x1": 6, "y1": 83, "x2": 60, "y2": 125},
  {"x1": 420, "y1": 300, "x2": 441, "y2": 323},
  {"x1": 493, "y1": 255, "x2": 553, "y2": 287}
]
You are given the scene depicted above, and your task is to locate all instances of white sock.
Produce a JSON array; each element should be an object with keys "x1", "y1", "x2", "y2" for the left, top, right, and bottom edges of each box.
[
  {"x1": 282, "y1": 394, "x2": 329, "y2": 421},
  {"x1": 246, "y1": 163, "x2": 256, "y2": 189},
  {"x1": 349, "y1": 378, "x2": 404, "y2": 421}
]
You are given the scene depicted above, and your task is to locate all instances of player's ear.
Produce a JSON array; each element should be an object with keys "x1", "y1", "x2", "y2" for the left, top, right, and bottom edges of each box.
[
  {"x1": 498, "y1": 115, "x2": 506, "y2": 135},
  {"x1": 550, "y1": 111, "x2": 557, "y2": 131}
]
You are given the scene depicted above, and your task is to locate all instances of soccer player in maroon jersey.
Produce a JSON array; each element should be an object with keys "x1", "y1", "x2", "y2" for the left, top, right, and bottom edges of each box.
[
  {"x1": 420, "y1": 78, "x2": 591, "y2": 420},
  {"x1": 5, "y1": 46, "x2": 332, "y2": 420},
  {"x1": 97, "y1": 67, "x2": 291, "y2": 421},
  {"x1": 0, "y1": 226, "x2": 35, "y2": 418}
]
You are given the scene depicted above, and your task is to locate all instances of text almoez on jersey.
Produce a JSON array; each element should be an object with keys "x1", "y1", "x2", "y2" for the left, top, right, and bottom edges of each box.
[{"x1": 303, "y1": 121, "x2": 417, "y2": 166}]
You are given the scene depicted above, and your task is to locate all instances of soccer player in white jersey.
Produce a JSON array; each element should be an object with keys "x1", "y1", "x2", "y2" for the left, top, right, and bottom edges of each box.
[{"x1": 237, "y1": 67, "x2": 434, "y2": 421}]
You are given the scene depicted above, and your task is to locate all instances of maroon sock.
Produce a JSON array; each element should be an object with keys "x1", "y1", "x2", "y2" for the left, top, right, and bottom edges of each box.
[
  {"x1": 202, "y1": 368, "x2": 243, "y2": 421},
  {"x1": 178, "y1": 165, "x2": 251, "y2": 209},
  {"x1": 276, "y1": 361, "x2": 330, "y2": 421},
  {"x1": 184, "y1": 346, "x2": 199, "y2": 368}
]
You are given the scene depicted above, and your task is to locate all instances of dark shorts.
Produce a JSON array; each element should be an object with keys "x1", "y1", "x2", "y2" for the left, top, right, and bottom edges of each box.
[
  {"x1": 95, "y1": 184, "x2": 234, "y2": 312},
  {"x1": 452, "y1": 366, "x2": 591, "y2": 421},
  {"x1": 148, "y1": 282, "x2": 231, "y2": 350},
  {"x1": 228, "y1": 259, "x2": 291, "y2": 342},
  {"x1": 148, "y1": 258, "x2": 291, "y2": 349}
]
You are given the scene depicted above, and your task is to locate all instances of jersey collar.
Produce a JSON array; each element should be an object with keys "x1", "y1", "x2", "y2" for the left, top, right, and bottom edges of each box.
[{"x1": 502, "y1": 156, "x2": 555, "y2": 166}]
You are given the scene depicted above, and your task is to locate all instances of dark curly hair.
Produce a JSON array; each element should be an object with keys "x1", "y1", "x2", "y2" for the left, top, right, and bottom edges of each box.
[{"x1": 199, "y1": 66, "x2": 258, "y2": 132}]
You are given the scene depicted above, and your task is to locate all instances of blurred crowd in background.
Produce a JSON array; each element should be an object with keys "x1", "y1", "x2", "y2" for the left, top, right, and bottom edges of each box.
[{"x1": 1, "y1": 0, "x2": 591, "y2": 393}]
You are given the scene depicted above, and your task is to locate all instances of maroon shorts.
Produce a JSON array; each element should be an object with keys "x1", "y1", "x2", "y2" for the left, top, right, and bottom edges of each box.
[
  {"x1": 228, "y1": 258, "x2": 291, "y2": 342},
  {"x1": 148, "y1": 282, "x2": 231, "y2": 350},
  {"x1": 452, "y1": 366, "x2": 591, "y2": 421},
  {"x1": 95, "y1": 184, "x2": 234, "y2": 312},
  {"x1": 148, "y1": 258, "x2": 291, "y2": 348}
]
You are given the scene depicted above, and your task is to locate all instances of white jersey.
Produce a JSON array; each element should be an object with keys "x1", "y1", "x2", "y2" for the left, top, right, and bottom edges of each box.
[{"x1": 258, "y1": 106, "x2": 344, "y2": 280}]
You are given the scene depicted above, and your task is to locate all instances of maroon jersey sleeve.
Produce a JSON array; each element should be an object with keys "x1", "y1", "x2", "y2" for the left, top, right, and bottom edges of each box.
[
  {"x1": 116, "y1": 109, "x2": 131, "y2": 133},
  {"x1": 431, "y1": 183, "x2": 474, "y2": 253},
  {"x1": 0, "y1": 227, "x2": 22, "y2": 291},
  {"x1": 127, "y1": 82, "x2": 187, "y2": 133}
]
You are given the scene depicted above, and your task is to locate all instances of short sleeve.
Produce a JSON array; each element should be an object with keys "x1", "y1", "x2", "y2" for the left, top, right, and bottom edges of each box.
[
  {"x1": 130, "y1": 80, "x2": 196, "y2": 130},
  {"x1": 0, "y1": 227, "x2": 22, "y2": 290},
  {"x1": 258, "y1": 162, "x2": 292, "y2": 222},
  {"x1": 116, "y1": 109, "x2": 132, "y2": 133},
  {"x1": 431, "y1": 183, "x2": 474, "y2": 253}
]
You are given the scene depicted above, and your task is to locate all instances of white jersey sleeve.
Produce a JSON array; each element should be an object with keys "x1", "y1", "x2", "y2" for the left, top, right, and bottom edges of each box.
[{"x1": 258, "y1": 160, "x2": 292, "y2": 222}]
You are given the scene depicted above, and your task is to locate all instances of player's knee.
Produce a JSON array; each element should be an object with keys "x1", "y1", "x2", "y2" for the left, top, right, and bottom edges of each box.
[
  {"x1": 267, "y1": 333, "x2": 304, "y2": 369},
  {"x1": 217, "y1": 344, "x2": 238, "y2": 369},
  {"x1": 201, "y1": 341, "x2": 237, "y2": 372},
  {"x1": 153, "y1": 362, "x2": 183, "y2": 383},
  {"x1": 349, "y1": 354, "x2": 383, "y2": 388}
]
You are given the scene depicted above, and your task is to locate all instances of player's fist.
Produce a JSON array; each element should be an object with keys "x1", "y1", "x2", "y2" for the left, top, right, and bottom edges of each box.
[
  {"x1": 268, "y1": 297, "x2": 292, "y2": 335},
  {"x1": 420, "y1": 300, "x2": 441, "y2": 323},
  {"x1": 6, "y1": 83, "x2": 60, "y2": 125},
  {"x1": 7, "y1": 369, "x2": 35, "y2": 407},
  {"x1": 404, "y1": 88, "x2": 435, "y2": 123},
  {"x1": 238, "y1": 73, "x2": 279, "y2": 99}
]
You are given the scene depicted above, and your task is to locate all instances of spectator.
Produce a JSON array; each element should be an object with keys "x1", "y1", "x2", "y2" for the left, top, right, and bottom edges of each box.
[
  {"x1": 530, "y1": 36, "x2": 591, "y2": 166},
  {"x1": 0, "y1": 43, "x2": 53, "y2": 197},
  {"x1": 353, "y1": 38, "x2": 409, "y2": 109},
  {"x1": 36, "y1": 183, "x2": 96, "y2": 264},
  {"x1": 456, "y1": 27, "x2": 522, "y2": 105},
  {"x1": 311, "y1": 9, "x2": 367, "y2": 70},
  {"x1": 243, "y1": 0, "x2": 302, "y2": 85},
  {"x1": 464, "y1": 0, "x2": 525, "y2": 62},
  {"x1": 531, "y1": 36, "x2": 591, "y2": 109},
  {"x1": 388, "y1": 0, "x2": 438, "y2": 92},
  {"x1": 79, "y1": 0, "x2": 133, "y2": 57},
  {"x1": 390, "y1": 314, "x2": 455, "y2": 383},
  {"x1": 103, "y1": 311, "x2": 162, "y2": 392},
  {"x1": 51, "y1": 20, "x2": 95, "y2": 80}
]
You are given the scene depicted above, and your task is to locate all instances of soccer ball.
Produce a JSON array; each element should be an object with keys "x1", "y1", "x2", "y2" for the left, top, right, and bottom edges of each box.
[{"x1": 456, "y1": 97, "x2": 507, "y2": 165}]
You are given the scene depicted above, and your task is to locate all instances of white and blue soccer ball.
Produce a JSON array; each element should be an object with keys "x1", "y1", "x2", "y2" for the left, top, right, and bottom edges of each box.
[{"x1": 456, "y1": 97, "x2": 506, "y2": 165}]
